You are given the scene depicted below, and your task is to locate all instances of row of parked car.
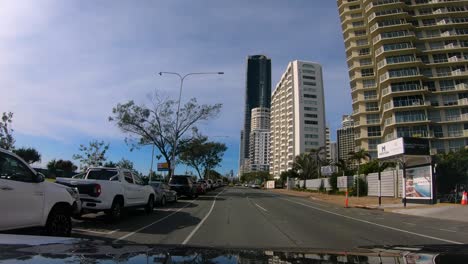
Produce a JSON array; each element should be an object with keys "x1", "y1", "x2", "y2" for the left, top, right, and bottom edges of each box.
[{"x1": 0, "y1": 147, "x2": 224, "y2": 238}]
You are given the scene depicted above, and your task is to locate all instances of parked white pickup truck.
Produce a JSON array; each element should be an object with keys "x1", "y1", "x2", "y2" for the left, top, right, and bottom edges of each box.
[
  {"x1": 0, "y1": 148, "x2": 81, "y2": 237},
  {"x1": 56, "y1": 167, "x2": 155, "y2": 221}
]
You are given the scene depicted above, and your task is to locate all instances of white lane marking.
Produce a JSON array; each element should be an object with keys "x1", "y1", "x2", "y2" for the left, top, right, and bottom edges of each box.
[
  {"x1": 440, "y1": 228, "x2": 457, "y2": 233},
  {"x1": 182, "y1": 190, "x2": 225, "y2": 245},
  {"x1": 74, "y1": 229, "x2": 120, "y2": 235},
  {"x1": 254, "y1": 203, "x2": 268, "y2": 212},
  {"x1": 114, "y1": 198, "x2": 197, "y2": 242},
  {"x1": 280, "y1": 198, "x2": 463, "y2": 245}
]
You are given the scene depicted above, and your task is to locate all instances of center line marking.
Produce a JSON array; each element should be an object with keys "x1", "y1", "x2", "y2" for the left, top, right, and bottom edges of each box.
[
  {"x1": 279, "y1": 197, "x2": 462, "y2": 245},
  {"x1": 114, "y1": 198, "x2": 197, "y2": 242},
  {"x1": 255, "y1": 203, "x2": 268, "y2": 212},
  {"x1": 182, "y1": 189, "x2": 225, "y2": 245}
]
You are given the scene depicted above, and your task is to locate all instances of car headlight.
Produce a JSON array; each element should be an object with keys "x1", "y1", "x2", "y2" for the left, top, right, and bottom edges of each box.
[{"x1": 66, "y1": 187, "x2": 80, "y2": 200}]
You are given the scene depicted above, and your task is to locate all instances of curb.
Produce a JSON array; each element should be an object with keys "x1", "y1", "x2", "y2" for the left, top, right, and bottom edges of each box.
[{"x1": 353, "y1": 205, "x2": 384, "y2": 211}]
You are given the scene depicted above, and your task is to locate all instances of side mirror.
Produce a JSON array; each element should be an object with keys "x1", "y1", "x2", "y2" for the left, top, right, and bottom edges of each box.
[{"x1": 36, "y1": 173, "x2": 45, "y2": 183}]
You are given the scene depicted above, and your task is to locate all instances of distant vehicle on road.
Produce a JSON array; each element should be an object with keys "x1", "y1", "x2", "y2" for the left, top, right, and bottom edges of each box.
[
  {"x1": 194, "y1": 181, "x2": 206, "y2": 195},
  {"x1": 251, "y1": 184, "x2": 260, "y2": 189},
  {"x1": 211, "y1": 180, "x2": 219, "y2": 189},
  {"x1": 149, "y1": 181, "x2": 177, "y2": 206},
  {"x1": 207, "y1": 179, "x2": 214, "y2": 190},
  {"x1": 0, "y1": 148, "x2": 81, "y2": 237},
  {"x1": 169, "y1": 175, "x2": 198, "y2": 198},
  {"x1": 56, "y1": 167, "x2": 155, "y2": 221},
  {"x1": 198, "y1": 180, "x2": 210, "y2": 191}
]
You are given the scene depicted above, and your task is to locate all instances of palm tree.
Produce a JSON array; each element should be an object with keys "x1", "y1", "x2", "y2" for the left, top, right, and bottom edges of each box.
[
  {"x1": 293, "y1": 153, "x2": 315, "y2": 188},
  {"x1": 309, "y1": 146, "x2": 326, "y2": 179},
  {"x1": 348, "y1": 149, "x2": 371, "y2": 197}
]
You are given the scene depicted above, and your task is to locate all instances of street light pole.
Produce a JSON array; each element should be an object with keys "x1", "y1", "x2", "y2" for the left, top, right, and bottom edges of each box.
[{"x1": 158, "y1": 71, "x2": 224, "y2": 178}]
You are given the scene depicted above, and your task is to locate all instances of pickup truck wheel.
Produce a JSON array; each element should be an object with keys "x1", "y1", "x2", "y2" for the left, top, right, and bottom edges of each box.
[
  {"x1": 107, "y1": 200, "x2": 123, "y2": 222},
  {"x1": 45, "y1": 208, "x2": 72, "y2": 237},
  {"x1": 161, "y1": 196, "x2": 166, "y2": 207},
  {"x1": 145, "y1": 196, "x2": 154, "y2": 215}
]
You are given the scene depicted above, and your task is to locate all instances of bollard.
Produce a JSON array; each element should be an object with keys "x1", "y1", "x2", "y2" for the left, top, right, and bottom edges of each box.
[{"x1": 345, "y1": 190, "x2": 349, "y2": 208}]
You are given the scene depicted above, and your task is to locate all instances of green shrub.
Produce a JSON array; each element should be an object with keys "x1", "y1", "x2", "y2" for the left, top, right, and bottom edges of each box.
[{"x1": 349, "y1": 177, "x2": 367, "y2": 196}]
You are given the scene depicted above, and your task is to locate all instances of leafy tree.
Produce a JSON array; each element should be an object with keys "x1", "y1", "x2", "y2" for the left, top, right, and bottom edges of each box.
[
  {"x1": 205, "y1": 169, "x2": 223, "y2": 180},
  {"x1": 334, "y1": 158, "x2": 355, "y2": 176},
  {"x1": 103, "y1": 161, "x2": 118, "y2": 168},
  {"x1": 179, "y1": 135, "x2": 227, "y2": 179},
  {"x1": 293, "y1": 152, "x2": 317, "y2": 188},
  {"x1": 279, "y1": 169, "x2": 299, "y2": 183},
  {"x1": 348, "y1": 149, "x2": 371, "y2": 197},
  {"x1": 117, "y1": 158, "x2": 134, "y2": 170},
  {"x1": 47, "y1": 159, "x2": 78, "y2": 173},
  {"x1": 240, "y1": 171, "x2": 270, "y2": 183},
  {"x1": 359, "y1": 159, "x2": 395, "y2": 175},
  {"x1": 0, "y1": 112, "x2": 15, "y2": 150},
  {"x1": 13, "y1": 147, "x2": 41, "y2": 164},
  {"x1": 435, "y1": 148, "x2": 468, "y2": 194},
  {"x1": 329, "y1": 173, "x2": 338, "y2": 193},
  {"x1": 109, "y1": 95, "x2": 222, "y2": 176},
  {"x1": 72, "y1": 140, "x2": 110, "y2": 170}
]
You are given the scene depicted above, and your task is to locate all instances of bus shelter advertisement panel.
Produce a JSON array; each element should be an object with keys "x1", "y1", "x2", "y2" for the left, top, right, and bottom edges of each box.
[{"x1": 405, "y1": 165, "x2": 433, "y2": 199}]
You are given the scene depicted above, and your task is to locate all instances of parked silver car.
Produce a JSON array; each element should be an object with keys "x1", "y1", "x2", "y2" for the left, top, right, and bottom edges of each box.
[{"x1": 149, "y1": 181, "x2": 177, "y2": 206}]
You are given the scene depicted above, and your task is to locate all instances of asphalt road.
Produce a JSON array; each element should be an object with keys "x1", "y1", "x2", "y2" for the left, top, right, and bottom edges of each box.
[
  {"x1": 63, "y1": 187, "x2": 468, "y2": 249},
  {"x1": 5, "y1": 187, "x2": 466, "y2": 249}
]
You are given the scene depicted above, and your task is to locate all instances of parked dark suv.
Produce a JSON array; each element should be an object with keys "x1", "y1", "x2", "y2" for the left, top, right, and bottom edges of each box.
[{"x1": 168, "y1": 175, "x2": 198, "y2": 198}]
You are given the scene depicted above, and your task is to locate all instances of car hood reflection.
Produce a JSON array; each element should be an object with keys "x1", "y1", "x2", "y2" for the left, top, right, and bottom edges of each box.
[{"x1": 0, "y1": 235, "x2": 467, "y2": 263}]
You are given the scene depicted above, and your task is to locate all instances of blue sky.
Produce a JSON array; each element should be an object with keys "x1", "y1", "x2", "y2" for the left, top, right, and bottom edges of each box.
[{"x1": 0, "y1": 0, "x2": 351, "y2": 175}]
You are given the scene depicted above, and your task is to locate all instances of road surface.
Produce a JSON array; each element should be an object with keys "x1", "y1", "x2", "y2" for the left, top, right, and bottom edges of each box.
[{"x1": 66, "y1": 187, "x2": 468, "y2": 249}]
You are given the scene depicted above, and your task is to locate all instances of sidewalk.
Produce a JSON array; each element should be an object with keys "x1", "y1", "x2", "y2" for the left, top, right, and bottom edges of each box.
[{"x1": 269, "y1": 188, "x2": 468, "y2": 222}]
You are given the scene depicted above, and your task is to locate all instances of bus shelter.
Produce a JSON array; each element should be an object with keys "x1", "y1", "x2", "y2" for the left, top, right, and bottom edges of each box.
[{"x1": 377, "y1": 137, "x2": 434, "y2": 207}]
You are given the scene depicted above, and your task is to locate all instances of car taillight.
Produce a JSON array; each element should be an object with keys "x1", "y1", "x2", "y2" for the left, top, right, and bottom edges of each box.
[{"x1": 94, "y1": 184, "x2": 101, "y2": 197}]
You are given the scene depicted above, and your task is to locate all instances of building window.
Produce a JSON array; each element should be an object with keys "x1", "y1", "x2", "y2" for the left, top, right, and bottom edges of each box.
[
  {"x1": 354, "y1": 30, "x2": 367, "y2": 36},
  {"x1": 305, "y1": 134, "x2": 318, "y2": 139},
  {"x1": 359, "y1": 58, "x2": 372, "y2": 66},
  {"x1": 386, "y1": 55, "x2": 415, "y2": 64},
  {"x1": 367, "y1": 126, "x2": 381, "y2": 137},
  {"x1": 364, "y1": 90, "x2": 377, "y2": 100},
  {"x1": 302, "y1": 69, "x2": 315, "y2": 74},
  {"x1": 365, "y1": 102, "x2": 379, "y2": 111},
  {"x1": 368, "y1": 139, "x2": 381, "y2": 150},
  {"x1": 383, "y1": 42, "x2": 412, "y2": 51},
  {"x1": 388, "y1": 67, "x2": 419, "y2": 78},
  {"x1": 352, "y1": 21, "x2": 364, "y2": 27},
  {"x1": 359, "y1": 48, "x2": 370, "y2": 56},
  {"x1": 349, "y1": 4, "x2": 360, "y2": 10},
  {"x1": 361, "y1": 68, "x2": 374, "y2": 77},
  {"x1": 304, "y1": 107, "x2": 318, "y2": 111},
  {"x1": 391, "y1": 81, "x2": 420, "y2": 92},
  {"x1": 356, "y1": 39, "x2": 369, "y2": 46},
  {"x1": 304, "y1": 113, "x2": 318, "y2": 118},
  {"x1": 303, "y1": 75, "x2": 316, "y2": 80},
  {"x1": 304, "y1": 127, "x2": 318, "y2": 132},
  {"x1": 305, "y1": 120, "x2": 318, "y2": 125},
  {"x1": 303, "y1": 88, "x2": 316, "y2": 92},
  {"x1": 366, "y1": 114, "x2": 380, "y2": 124},
  {"x1": 304, "y1": 94, "x2": 317, "y2": 98},
  {"x1": 304, "y1": 100, "x2": 317, "y2": 105},
  {"x1": 395, "y1": 110, "x2": 427, "y2": 123},
  {"x1": 303, "y1": 81, "x2": 317, "y2": 86},
  {"x1": 302, "y1": 64, "x2": 315, "y2": 69},
  {"x1": 396, "y1": 125, "x2": 428, "y2": 138},
  {"x1": 305, "y1": 141, "x2": 319, "y2": 146},
  {"x1": 363, "y1": 79, "x2": 376, "y2": 88}
]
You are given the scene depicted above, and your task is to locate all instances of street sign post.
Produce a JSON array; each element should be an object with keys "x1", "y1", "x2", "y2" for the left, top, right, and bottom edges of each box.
[{"x1": 157, "y1": 162, "x2": 170, "y2": 172}]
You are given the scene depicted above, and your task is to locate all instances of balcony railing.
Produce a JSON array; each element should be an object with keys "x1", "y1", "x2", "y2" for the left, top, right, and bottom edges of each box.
[{"x1": 455, "y1": 83, "x2": 468, "y2": 90}]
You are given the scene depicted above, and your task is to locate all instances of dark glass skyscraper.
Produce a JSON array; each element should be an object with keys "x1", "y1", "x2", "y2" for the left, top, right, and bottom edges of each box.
[{"x1": 239, "y1": 55, "x2": 271, "y2": 174}]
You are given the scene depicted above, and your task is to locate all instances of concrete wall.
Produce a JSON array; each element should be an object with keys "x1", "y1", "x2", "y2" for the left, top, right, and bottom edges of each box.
[{"x1": 294, "y1": 178, "x2": 331, "y2": 191}]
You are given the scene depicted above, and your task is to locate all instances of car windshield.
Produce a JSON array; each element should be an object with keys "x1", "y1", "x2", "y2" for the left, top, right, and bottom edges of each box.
[
  {"x1": 86, "y1": 169, "x2": 118, "y2": 180},
  {"x1": 3, "y1": 1, "x2": 468, "y2": 258}
]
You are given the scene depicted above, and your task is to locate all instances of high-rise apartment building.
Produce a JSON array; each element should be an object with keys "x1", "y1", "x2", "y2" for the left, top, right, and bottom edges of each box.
[
  {"x1": 240, "y1": 55, "x2": 271, "y2": 174},
  {"x1": 271, "y1": 61, "x2": 326, "y2": 177},
  {"x1": 249, "y1": 107, "x2": 271, "y2": 172},
  {"x1": 338, "y1": 0, "x2": 468, "y2": 156},
  {"x1": 337, "y1": 115, "x2": 356, "y2": 162},
  {"x1": 330, "y1": 141, "x2": 339, "y2": 162},
  {"x1": 326, "y1": 126, "x2": 332, "y2": 161}
]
